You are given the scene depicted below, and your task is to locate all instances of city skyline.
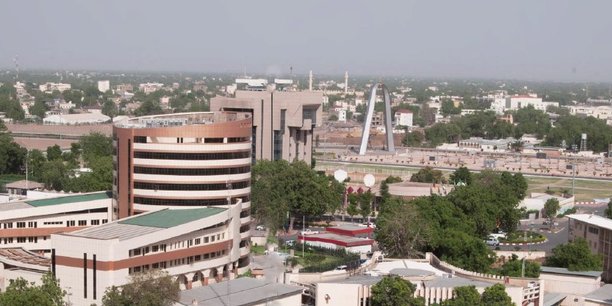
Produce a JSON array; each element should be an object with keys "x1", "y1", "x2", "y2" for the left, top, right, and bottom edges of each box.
[{"x1": 1, "y1": 1, "x2": 612, "y2": 82}]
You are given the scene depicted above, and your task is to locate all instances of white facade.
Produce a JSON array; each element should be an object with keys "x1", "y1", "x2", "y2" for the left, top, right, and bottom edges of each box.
[
  {"x1": 394, "y1": 110, "x2": 413, "y2": 127},
  {"x1": 0, "y1": 192, "x2": 112, "y2": 253},
  {"x1": 338, "y1": 109, "x2": 347, "y2": 122},
  {"x1": 52, "y1": 206, "x2": 247, "y2": 306},
  {"x1": 568, "y1": 105, "x2": 612, "y2": 122},
  {"x1": 490, "y1": 94, "x2": 559, "y2": 114},
  {"x1": 138, "y1": 82, "x2": 164, "y2": 94},
  {"x1": 38, "y1": 83, "x2": 71, "y2": 93},
  {"x1": 97, "y1": 80, "x2": 110, "y2": 93},
  {"x1": 43, "y1": 113, "x2": 111, "y2": 125}
]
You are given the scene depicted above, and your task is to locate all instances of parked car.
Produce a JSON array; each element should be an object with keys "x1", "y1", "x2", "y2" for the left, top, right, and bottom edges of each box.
[
  {"x1": 335, "y1": 265, "x2": 348, "y2": 271},
  {"x1": 543, "y1": 220, "x2": 559, "y2": 226},
  {"x1": 284, "y1": 239, "x2": 296, "y2": 247},
  {"x1": 485, "y1": 237, "x2": 500, "y2": 247},
  {"x1": 300, "y1": 229, "x2": 319, "y2": 235},
  {"x1": 255, "y1": 225, "x2": 265, "y2": 231}
]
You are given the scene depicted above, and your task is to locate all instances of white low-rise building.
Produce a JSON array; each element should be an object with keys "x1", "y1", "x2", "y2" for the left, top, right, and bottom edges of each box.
[
  {"x1": 394, "y1": 109, "x2": 413, "y2": 127},
  {"x1": 51, "y1": 206, "x2": 246, "y2": 306},
  {"x1": 38, "y1": 83, "x2": 71, "y2": 93},
  {"x1": 490, "y1": 94, "x2": 559, "y2": 114},
  {"x1": 97, "y1": 80, "x2": 110, "y2": 93},
  {"x1": 43, "y1": 112, "x2": 111, "y2": 125}
]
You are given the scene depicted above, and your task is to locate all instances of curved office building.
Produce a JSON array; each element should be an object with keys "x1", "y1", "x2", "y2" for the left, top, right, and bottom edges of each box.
[{"x1": 112, "y1": 112, "x2": 253, "y2": 271}]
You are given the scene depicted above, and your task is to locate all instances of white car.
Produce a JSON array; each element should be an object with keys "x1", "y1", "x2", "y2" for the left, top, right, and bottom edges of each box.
[
  {"x1": 300, "y1": 229, "x2": 319, "y2": 235},
  {"x1": 255, "y1": 225, "x2": 265, "y2": 231}
]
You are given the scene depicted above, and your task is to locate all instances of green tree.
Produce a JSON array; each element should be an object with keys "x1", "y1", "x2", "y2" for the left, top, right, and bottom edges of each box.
[
  {"x1": 79, "y1": 132, "x2": 113, "y2": 165},
  {"x1": 410, "y1": 166, "x2": 446, "y2": 184},
  {"x1": 442, "y1": 285, "x2": 481, "y2": 306},
  {"x1": 545, "y1": 238, "x2": 603, "y2": 271},
  {"x1": 449, "y1": 166, "x2": 472, "y2": 186},
  {"x1": 358, "y1": 190, "x2": 373, "y2": 220},
  {"x1": 0, "y1": 272, "x2": 66, "y2": 306},
  {"x1": 402, "y1": 131, "x2": 424, "y2": 147},
  {"x1": 371, "y1": 275, "x2": 425, "y2": 306},
  {"x1": 436, "y1": 230, "x2": 496, "y2": 273},
  {"x1": 40, "y1": 159, "x2": 67, "y2": 190},
  {"x1": 543, "y1": 198, "x2": 560, "y2": 229},
  {"x1": 102, "y1": 100, "x2": 118, "y2": 118},
  {"x1": 102, "y1": 269, "x2": 179, "y2": 306},
  {"x1": 46, "y1": 145, "x2": 63, "y2": 161},
  {"x1": 376, "y1": 198, "x2": 430, "y2": 258},
  {"x1": 498, "y1": 254, "x2": 540, "y2": 278},
  {"x1": 347, "y1": 194, "x2": 359, "y2": 222},
  {"x1": 481, "y1": 284, "x2": 514, "y2": 306},
  {"x1": 605, "y1": 200, "x2": 612, "y2": 219},
  {"x1": 440, "y1": 99, "x2": 461, "y2": 116},
  {"x1": 250, "y1": 160, "x2": 342, "y2": 233},
  {"x1": 0, "y1": 121, "x2": 26, "y2": 174}
]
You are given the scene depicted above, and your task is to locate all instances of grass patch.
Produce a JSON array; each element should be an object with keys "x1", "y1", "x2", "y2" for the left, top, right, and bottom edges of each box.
[
  {"x1": 290, "y1": 244, "x2": 360, "y2": 273},
  {"x1": 251, "y1": 245, "x2": 266, "y2": 255},
  {"x1": 500, "y1": 231, "x2": 546, "y2": 244}
]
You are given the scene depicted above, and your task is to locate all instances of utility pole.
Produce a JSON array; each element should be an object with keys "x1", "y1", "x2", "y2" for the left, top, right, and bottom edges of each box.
[{"x1": 302, "y1": 215, "x2": 305, "y2": 258}]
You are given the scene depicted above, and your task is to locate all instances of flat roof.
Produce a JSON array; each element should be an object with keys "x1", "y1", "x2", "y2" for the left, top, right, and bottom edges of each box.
[
  {"x1": 25, "y1": 191, "x2": 111, "y2": 207},
  {"x1": 299, "y1": 232, "x2": 374, "y2": 247},
  {"x1": 175, "y1": 277, "x2": 303, "y2": 306},
  {"x1": 116, "y1": 112, "x2": 250, "y2": 129},
  {"x1": 584, "y1": 284, "x2": 612, "y2": 304},
  {"x1": 118, "y1": 207, "x2": 226, "y2": 229},
  {"x1": 0, "y1": 248, "x2": 50, "y2": 267},
  {"x1": 540, "y1": 266, "x2": 602, "y2": 278},
  {"x1": 5, "y1": 180, "x2": 44, "y2": 189},
  {"x1": 425, "y1": 276, "x2": 494, "y2": 289},
  {"x1": 567, "y1": 214, "x2": 612, "y2": 231}
]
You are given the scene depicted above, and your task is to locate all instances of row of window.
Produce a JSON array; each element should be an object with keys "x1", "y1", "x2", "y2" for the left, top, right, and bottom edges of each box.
[
  {"x1": 2, "y1": 236, "x2": 42, "y2": 244},
  {"x1": 129, "y1": 232, "x2": 226, "y2": 258},
  {"x1": 133, "y1": 136, "x2": 249, "y2": 144},
  {"x1": 133, "y1": 195, "x2": 250, "y2": 207},
  {"x1": 133, "y1": 151, "x2": 251, "y2": 160},
  {"x1": 133, "y1": 180, "x2": 250, "y2": 191},
  {"x1": 128, "y1": 250, "x2": 227, "y2": 275},
  {"x1": 133, "y1": 166, "x2": 250, "y2": 176},
  {"x1": 3, "y1": 219, "x2": 107, "y2": 229}
]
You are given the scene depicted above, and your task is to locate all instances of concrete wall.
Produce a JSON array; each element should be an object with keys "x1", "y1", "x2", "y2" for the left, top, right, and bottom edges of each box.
[{"x1": 539, "y1": 273, "x2": 601, "y2": 296}]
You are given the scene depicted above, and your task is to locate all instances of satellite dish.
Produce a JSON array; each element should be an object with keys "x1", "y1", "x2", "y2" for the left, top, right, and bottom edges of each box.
[
  {"x1": 334, "y1": 169, "x2": 348, "y2": 182},
  {"x1": 363, "y1": 174, "x2": 375, "y2": 187}
]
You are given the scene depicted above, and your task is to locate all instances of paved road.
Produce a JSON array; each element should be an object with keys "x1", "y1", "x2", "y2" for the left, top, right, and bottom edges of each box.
[{"x1": 497, "y1": 204, "x2": 605, "y2": 254}]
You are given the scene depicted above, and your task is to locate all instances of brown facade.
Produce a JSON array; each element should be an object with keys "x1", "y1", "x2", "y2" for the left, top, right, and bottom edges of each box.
[
  {"x1": 112, "y1": 113, "x2": 252, "y2": 219},
  {"x1": 55, "y1": 240, "x2": 231, "y2": 271}
]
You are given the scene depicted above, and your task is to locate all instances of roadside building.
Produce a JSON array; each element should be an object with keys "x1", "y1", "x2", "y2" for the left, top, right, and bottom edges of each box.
[
  {"x1": 4, "y1": 180, "x2": 44, "y2": 196},
  {"x1": 43, "y1": 113, "x2": 111, "y2": 125},
  {"x1": 394, "y1": 109, "x2": 413, "y2": 127},
  {"x1": 567, "y1": 214, "x2": 612, "y2": 282}
]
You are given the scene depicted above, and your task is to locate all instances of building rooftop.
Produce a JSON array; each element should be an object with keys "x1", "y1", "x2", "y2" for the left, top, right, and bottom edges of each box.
[
  {"x1": 174, "y1": 277, "x2": 303, "y2": 306},
  {"x1": 567, "y1": 214, "x2": 612, "y2": 231},
  {"x1": 540, "y1": 266, "x2": 602, "y2": 278},
  {"x1": 0, "y1": 248, "x2": 50, "y2": 267},
  {"x1": 584, "y1": 284, "x2": 612, "y2": 304},
  {"x1": 25, "y1": 191, "x2": 111, "y2": 207},
  {"x1": 69, "y1": 208, "x2": 226, "y2": 241},
  {"x1": 543, "y1": 292, "x2": 567, "y2": 306},
  {"x1": 115, "y1": 112, "x2": 251, "y2": 129},
  {"x1": 118, "y1": 207, "x2": 226, "y2": 228},
  {"x1": 0, "y1": 201, "x2": 35, "y2": 212},
  {"x1": 424, "y1": 276, "x2": 494, "y2": 289},
  {"x1": 299, "y1": 232, "x2": 374, "y2": 247},
  {"x1": 4, "y1": 180, "x2": 44, "y2": 190}
]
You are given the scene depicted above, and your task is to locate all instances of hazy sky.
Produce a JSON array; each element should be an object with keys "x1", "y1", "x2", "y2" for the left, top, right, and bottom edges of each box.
[{"x1": 2, "y1": 0, "x2": 612, "y2": 81}]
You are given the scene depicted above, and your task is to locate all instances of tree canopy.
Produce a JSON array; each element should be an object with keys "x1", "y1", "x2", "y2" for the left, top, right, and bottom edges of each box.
[
  {"x1": 371, "y1": 275, "x2": 425, "y2": 306},
  {"x1": 545, "y1": 238, "x2": 603, "y2": 271},
  {"x1": 102, "y1": 269, "x2": 179, "y2": 306},
  {"x1": 498, "y1": 254, "x2": 540, "y2": 278},
  {"x1": 250, "y1": 160, "x2": 343, "y2": 233},
  {"x1": 410, "y1": 166, "x2": 446, "y2": 184},
  {"x1": 0, "y1": 272, "x2": 66, "y2": 306}
]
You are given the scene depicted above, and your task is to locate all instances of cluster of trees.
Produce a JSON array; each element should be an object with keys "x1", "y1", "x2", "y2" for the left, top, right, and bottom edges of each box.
[
  {"x1": 27, "y1": 133, "x2": 113, "y2": 192},
  {"x1": 403, "y1": 104, "x2": 612, "y2": 153},
  {"x1": 370, "y1": 276, "x2": 514, "y2": 306},
  {"x1": 410, "y1": 166, "x2": 446, "y2": 184},
  {"x1": 545, "y1": 238, "x2": 603, "y2": 271},
  {"x1": 0, "y1": 273, "x2": 65, "y2": 306},
  {"x1": 102, "y1": 270, "x2": 179, "y2": 306},
  {"x1": 0, "y1": 83, "x2": 25, "y2": 121},
  {"x1": 0, "y1": 121, "x2": 27, "y2": 175},
  {"x1": 376, "y1": 168, "x2": 527, "y2": 272},
  {"x1": 497, "y1": 254, "x2": 540, "y2": 278},
  {"x1": 250, "y1": 160, "x2": 344, "y2": 233},
  {"x1": 347, "y1": 189, "x2": 374, "y2": 221}
]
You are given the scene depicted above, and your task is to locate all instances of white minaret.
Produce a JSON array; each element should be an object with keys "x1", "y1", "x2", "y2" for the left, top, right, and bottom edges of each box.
[
  {"x1": 309, "y1": 70, "x2": 313, "y2": 91},
  {"x1": 344, "y1": 71, "x2": 349, "y2": 94}
]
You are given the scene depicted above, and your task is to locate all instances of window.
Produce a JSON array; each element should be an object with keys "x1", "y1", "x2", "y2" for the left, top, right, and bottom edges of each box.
[
  {"x1": 195, "y1": 238, "x2": 201, "y2": 245},
  {"x1": 216, "y1": 234, "x2": 221, "y2": 240},
  {"x1": 67, "y1": 221, "x2": 76, "y2": 227},
  {"x1": 133, "y1": 249, "x2": 141, "y2": 256},
  {"x1": 588, "y1": 227, "x2": 599, "y2": 235},
  {"x1": 133, "y1": 180, "x2": 250, "y2": 191},
  {"x1": 78, "y1": 220, "x2": 87, "y2": 226},
  {"x1": 28, "y1": 222, "x2": 37, "y2": 228},
  {"x1": 102, "y1": 219, "x2": 108, "y2": 224},
  {"x1": 152, "y1": 245, "x2": 159, "y2": 252},
  {"x1": 16, "y1": 222, "x2": 26, "y2": 228},
  {"x1": 211, "y1": 236, "x2": 216, "y2": 242},
  {"x1": 3, "y1": 223, "x2": 13, "y2": 229},
  {"x1": 133, "y1": 151, "x2": 250, "y2": 160},
  {"x1": 204, "y1": 237, "x2": 209, "y2": 243},
  {"x1": 28, "y1": 237, "x2": 37, "y2": 243},
  {"x1": 17, "y1": 237, "x2": 26, "y2": 243},
  {"x1": 91, "y1": 220, "x2": 100, "y2": 226},
  {"x1": 133, "y1": 166, "x2": 250, "y2": 176}
]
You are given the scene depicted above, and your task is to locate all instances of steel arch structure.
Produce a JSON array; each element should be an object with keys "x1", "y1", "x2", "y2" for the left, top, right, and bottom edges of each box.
[{"x1": 358, "y1": 83, "x2": 395, "y2": 155}]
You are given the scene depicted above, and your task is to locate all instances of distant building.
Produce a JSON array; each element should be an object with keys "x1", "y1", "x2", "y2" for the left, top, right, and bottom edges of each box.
[
  {"x1": 394, "y1": 109, "x2": 413, "y2": 127},
  {"x1": 38, "y1": 83, "x2": 71, "y2": 93},
  {"x1": 519, "y1": 193, "x2": 574, "y2": 218},
  {"x1": 43, "y1": 113, "x2": 111, "y2": 125},
  {"x1": 115, "y1": 83, "x2": 133, "y2": 93},
  {"x1": 138, "y1": 82, "x2": 164, "y2": 94},
  {"x1": 490, "y1": 94, "x2": 559, "y2": 114},
  {"x1": 211, "y1": 88, "x2": 322, "y2": 165},
  {"x1": 338, "y1": 109, "x2": 347, "y2": 122},
  {"x1": 4, "y1": 180, "x2": 44, "y2": 196},
  {"x1": 97, "y1": 80, "x2": 110, "y2": 93},
  {"x1": 567, "y1": 214, "x2": 612, "y2": 282}
]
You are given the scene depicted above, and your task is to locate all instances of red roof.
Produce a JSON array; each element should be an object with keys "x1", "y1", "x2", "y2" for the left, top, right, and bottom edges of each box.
[
  {"x1": 327, "y1": 225, "x2": 374, "y2": 237},
  {"x1": 298, "y1": 234, "x2": 373, "y2": 247}
]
